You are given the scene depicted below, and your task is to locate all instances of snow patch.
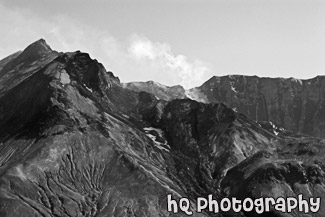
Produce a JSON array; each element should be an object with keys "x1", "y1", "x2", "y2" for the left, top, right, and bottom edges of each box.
[
  {"x1": 122, "y1": 114, "x2": 129, "y2": 119},
  {"x1": 85, "y1": 86, "x2": 93, "y2": 92},
  {"x1": 144, "y1": 127, "x2": 163, "y2": 135},
  {"x1": 268, "y1": 121, "x2": 284, "y2": 136},
  {"x1": 231, "y1": 86, "x2": 237, "y2": 93},
  {"x1": 144, "y1": 127, "x2": 170, "y2": 152}
]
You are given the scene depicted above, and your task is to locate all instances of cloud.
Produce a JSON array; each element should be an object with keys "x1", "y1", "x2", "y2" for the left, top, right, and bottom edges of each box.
[
  {"x1": 128, "y1": 35, "x2": 210, "y2": 89},
  {"x1": 0, "y1": 3, "x2": 211, "y2": 89},
  {"x1": 0, "y1": 3, "x2": 127, "y2": 75}
]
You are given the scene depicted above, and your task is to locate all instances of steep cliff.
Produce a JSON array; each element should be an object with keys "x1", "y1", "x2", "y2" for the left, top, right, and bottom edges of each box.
[{"x1": 188, "y1": 75, "x2": 325, "y2": 138}]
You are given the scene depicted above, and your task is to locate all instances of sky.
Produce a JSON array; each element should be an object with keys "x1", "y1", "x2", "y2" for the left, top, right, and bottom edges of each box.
[{"x1": 0, "y1": 0, "x2": 324, "y2": 89}]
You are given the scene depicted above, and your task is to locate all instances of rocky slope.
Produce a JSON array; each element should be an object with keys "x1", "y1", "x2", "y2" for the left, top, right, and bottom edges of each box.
[
  {"x1": 0, "y1": 40, "x2": 191, "y2": 217},
  {"x1": 125, "y1": 75, "x2": 325, "y2": 138},
  {"x1": 0, "y1": 39, "x2": 325, "y2": 217}
]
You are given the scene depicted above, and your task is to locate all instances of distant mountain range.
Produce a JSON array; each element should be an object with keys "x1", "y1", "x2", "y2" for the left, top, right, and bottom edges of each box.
[
  {"x1": 124, "y1": 75, "x2": 325, "y2": 139},
  {"x1": 0, "y1": 39, "x2": 324, "y2": 217}
]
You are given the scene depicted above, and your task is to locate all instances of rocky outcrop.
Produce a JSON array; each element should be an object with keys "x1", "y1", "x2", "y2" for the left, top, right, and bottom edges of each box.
[{"x1": 221, "y1": 136, "x2": 325, "y2": 217}]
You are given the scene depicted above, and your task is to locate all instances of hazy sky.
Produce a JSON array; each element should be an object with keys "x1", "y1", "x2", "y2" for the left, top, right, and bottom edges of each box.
[{"x1": 0, "y1": 0, "x2": 324, "y2": 88}]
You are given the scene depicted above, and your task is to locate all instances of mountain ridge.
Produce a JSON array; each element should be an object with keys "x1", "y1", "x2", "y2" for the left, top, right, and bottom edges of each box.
[{"x1": 125, "y1": 74, "x2": 325, "y2": 138}]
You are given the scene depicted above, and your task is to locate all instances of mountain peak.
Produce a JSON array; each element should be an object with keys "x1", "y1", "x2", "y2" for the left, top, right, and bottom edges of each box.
[
  {"x1": 23, "y1": 38, "x2": 53, "y2": 54},
  {"x1": 7, "y1": 38, "x2": 56, "y2": 66},
  {"x1": 0, "y1": 39, "x2": 58, "y2": 80}
]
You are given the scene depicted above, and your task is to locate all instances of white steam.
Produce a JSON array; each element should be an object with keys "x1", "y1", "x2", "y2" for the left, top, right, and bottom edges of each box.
[
  {"x1": 0, "y1": 3, "x2": 211, "y2": 89},
  {"x1": 128, "y1": 35, "x2": 210, "y2": 89}
]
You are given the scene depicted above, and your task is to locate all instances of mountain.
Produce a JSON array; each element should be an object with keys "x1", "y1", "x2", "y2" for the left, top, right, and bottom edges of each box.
[
  {"x1": 125, "y1": 75, "x2": 325, "y2": 138},
  {"x1": 0, "y1": 40, "x2": 190, "y2": 217},
  {"x1": 0, "y1": 39, "x2": 325, "y2": 217}
]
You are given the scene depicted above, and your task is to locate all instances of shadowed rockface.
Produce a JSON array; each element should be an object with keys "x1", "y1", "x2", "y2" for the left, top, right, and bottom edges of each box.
[{"x1": 1, "y1": 40, "x2": 325, "y2": 217}]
